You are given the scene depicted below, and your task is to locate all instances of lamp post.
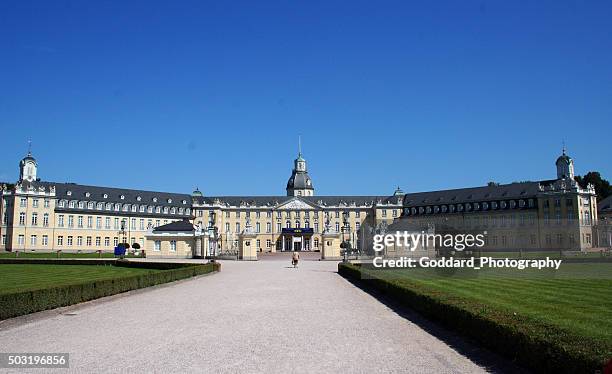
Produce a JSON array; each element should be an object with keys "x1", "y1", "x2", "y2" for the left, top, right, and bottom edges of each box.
[
  {"x1": 208, "y1": 212, "x2": 218, "y2": 262},
  {"x1": 341, "y1": 212, "x2": 351, "y2": 261}
]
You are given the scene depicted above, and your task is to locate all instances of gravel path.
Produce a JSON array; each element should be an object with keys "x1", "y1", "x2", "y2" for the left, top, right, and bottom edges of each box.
[{"x1": 0, "y1": 256, "x2": 500, "y2": 373}]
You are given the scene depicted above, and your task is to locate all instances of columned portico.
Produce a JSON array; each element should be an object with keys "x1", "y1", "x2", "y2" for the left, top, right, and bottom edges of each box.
[{"x1": 279, "y1": 228, "x2": 313, "y2": 251}]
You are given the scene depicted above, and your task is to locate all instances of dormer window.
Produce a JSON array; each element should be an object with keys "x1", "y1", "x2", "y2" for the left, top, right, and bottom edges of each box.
[
  {"x1": 103, "y1": 194, "x2": 108, "y2": 199},
  {"x1": 153, "y1": 197, "x2": 158, "y2": 203},
  {"x1": 120, "y1": 195, "x2": 125, "y2": 200},
  {"x1": 167, "y1": 198, "x2": 172, "y2": 203},
  {"x1": 137, "y1": 196, "x2": 142, "y2": 201},
  {"x1": 67, "y1": 191, "x2": 72, "y2": 196},
  {"x1": 85, "y1": 192, "x2": 90, "y2": 198},
  {"x1": 182, "y1": 200, "x2": 187, "y2": 205}
]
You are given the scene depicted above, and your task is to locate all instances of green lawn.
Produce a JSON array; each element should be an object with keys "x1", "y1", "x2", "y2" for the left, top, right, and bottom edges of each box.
[
  {"x1": 364, "y1": 263, "x2": 612, "y2": 344},
  {"x1": 0, "y1": 264, "x2": 159, "y2": 295}
]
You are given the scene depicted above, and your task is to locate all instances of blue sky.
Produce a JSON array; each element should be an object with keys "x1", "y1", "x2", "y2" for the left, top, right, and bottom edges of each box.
[{"x1": 1, "y1": 0, "x2": 610, "y2": 196}]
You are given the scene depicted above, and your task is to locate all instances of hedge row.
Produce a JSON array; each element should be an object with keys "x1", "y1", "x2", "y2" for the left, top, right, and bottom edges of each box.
[
  {"x1": 338, "y1": 263, "x2": 610, "y2": 374},
  {"x1": 0, "y1": 262, "x2": 220, "y2": 320}
]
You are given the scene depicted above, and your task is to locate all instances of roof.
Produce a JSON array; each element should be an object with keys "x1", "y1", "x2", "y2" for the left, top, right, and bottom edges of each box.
[
  {"x1": 153, "y1": 220, "x2": 194, "y2": 232},
  {"x1": 51, "y1": 182, "x2": 191, "y2": 208},
  {"x1": 193, "y1": 195, "x2": 397, "y2": 208},
  {"x1": 287, "y1": 172, "x2": 314, "y2": 190},
  {"x1": 599, "y1": 195, "x2": 612, "y2": 213},
  {"x1": 402, "y1": 181, "x2": 544, "y2": 207}
]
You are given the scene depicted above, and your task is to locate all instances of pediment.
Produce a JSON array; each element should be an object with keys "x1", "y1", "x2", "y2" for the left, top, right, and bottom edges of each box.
[{"x1": 276, "y1": 198, "x2": 319, "y2": 210}]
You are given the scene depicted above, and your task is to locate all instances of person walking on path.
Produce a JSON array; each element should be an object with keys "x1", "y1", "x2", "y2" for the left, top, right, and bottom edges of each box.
[{"x1": 292, "y1": 251, "x2": 300, "y2": 268}]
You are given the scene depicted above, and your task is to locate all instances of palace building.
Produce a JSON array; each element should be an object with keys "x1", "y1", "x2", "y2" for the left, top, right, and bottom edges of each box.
[{"x1": 0, "y1": 145, "x2": 604, "y2": 259}]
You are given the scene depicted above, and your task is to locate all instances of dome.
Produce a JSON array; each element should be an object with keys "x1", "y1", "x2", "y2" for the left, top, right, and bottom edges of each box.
[
  {"x1": 556, "y1": 153, "x2": 571, "y2": 165},
  {"x1": 287, "y1": 173, "x2": 313, "y2": 190},
  {"x1": 191, "y1": 188, "x2": 203, "y2": 197}
]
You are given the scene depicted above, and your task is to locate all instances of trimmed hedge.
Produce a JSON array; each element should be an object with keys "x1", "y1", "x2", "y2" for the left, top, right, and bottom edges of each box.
[
  {"x1": 0, "y1": 261, "x2": 220, "y2": 320},
  {"x1": 338, "y1": 263, "x2": 611, "y2": 374}
]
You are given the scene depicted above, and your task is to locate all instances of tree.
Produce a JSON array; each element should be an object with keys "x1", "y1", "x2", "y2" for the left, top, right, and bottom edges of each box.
[{"x1": 575, "y1": 172, "x2": 611, "y2": 201}]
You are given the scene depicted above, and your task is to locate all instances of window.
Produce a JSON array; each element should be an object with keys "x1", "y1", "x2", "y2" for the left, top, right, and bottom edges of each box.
[
  {"x1": 68, "y1": 215, "x2": 74, "y2": 228},
  {"x1": 42, "y1": 235, "x2": 48, "y2": 246},
  {"x1": 19, "y1": 212, "x2": 26, "y2": 226},
  {"x1": 225, "y1": 223, "x2": 230, "y2": 233},
  {"x1": 30, "y1": 235, "x2": 37, "y2": 246},
  {"x1": 277, "y1": 223, "x2": 282, "y2": 233},
  {"x1": 78, "y1": 216, "x2": 83, "y2": 228},
  {"x1": 382, "y1": 210, "x2": 387, "y2": 217},
  {"x1": 170, "y1": 240, "x2": 176, "y2": 251},
  {"x1": 77, "y1": 236, "x2": 83, "y2": 246},
  {"x1": 235, "y1": 223, "x2": 240, "y2": 233},
  {"x1": 314, "y1": 239, "x2": 319, "y2": 248},
  {"x1": 58, "y1": 236, "x2": 64, "y2": 246},
  {"x1": 104, "y1": 237, "x2": 110, "y2": 247},
  {"x1": 154, "y1": 240, "x2": 161, "y2": 251},
  {"x1": 256, "y1": 239, "x2": 260, "y2": 248},
  {"x1": 32, "y1": 199, "x2": 39, "y2": 208},
  {"x1": 286, "y1": 220, "x2": 291, "y2": 228},
  {"x1": 86, "y1": 236, "x2": 92, "y2": 246},
  {"x1": 392, "y1": 210, "x2": 397, "y2": 217},
  {"x1": 314, "y1": 223, "x2": 319, "y2": 233},
  {"x1": 140, "y1": 219, "x2": 145, "y2": 230},
  {"x1": 20, "y1": 198, "x2": 27, "y2": 207},
  {"x1": 44, "y1": 199, "x2": 50, "y2": 208},
  {"x1": 335, "y1": 222, "x2": 340, "y2": 232},
  {"x1": 256, "y1": 222, "x2": 260, "y2": 233},
  {"x1": 266, "y1": 222, "x2": 271, "y2": 233},
  {"x1": 31, "y1": 212, "x2": 38, "y2": 226},
  {"x1": 67, "y1": 236, "x2": 73, "y2": 246},
  {"x1": 96, "y1": 237, "x2": 101, "y2": 246},
  {"x1": 2, "y1": 235, "x2": 6, "y2": 245},
  {"x1": 18, "y1": 235, "x2": 25, "y2": 245},
  {"x1": 113, "y1": 237, "x2": 119, "y2": 246}
]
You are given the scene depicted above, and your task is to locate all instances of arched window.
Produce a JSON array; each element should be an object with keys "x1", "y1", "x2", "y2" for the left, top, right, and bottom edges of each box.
[
  {"x1": 286, "y1": 220, "x2": 291, "y2": 228},
  {"x1": 295, "y1": 220, "x2": 300, "y2": 228}
]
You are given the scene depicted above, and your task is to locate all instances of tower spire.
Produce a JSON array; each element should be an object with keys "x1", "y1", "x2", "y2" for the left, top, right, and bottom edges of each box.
[
  {"x1": 298, "y1": 135, "x2": 302, "y2": 157},
  {"x1": 562, "y1": 140, "x2": 566, "y2": 155},
  {"x1": 27, "y1": 139, "x2": 32, "y2": 157}
]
